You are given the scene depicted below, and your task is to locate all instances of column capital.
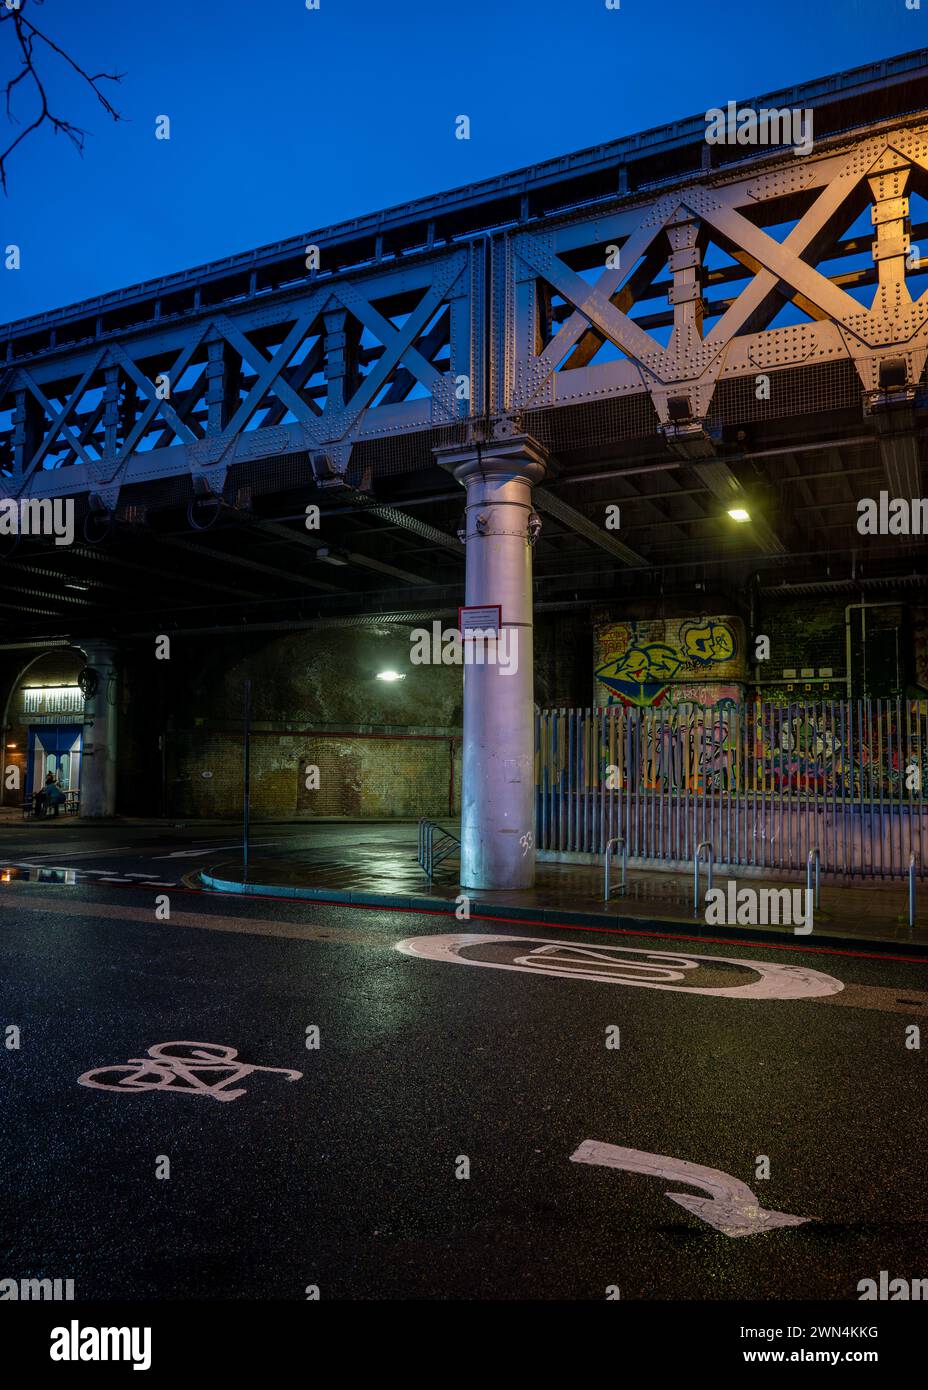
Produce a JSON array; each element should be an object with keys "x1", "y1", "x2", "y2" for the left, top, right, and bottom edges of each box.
[
  {"x1": 74, "y1": 639, "x2": 119, "y2": 667},
  {"x1": 434, "y1": 433, "x2": 548, "y2": 488}
]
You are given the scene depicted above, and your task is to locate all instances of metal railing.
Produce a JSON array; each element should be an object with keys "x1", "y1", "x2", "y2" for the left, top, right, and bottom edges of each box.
[
  {"x1": 417, "y1": 819, "x2": 461, "y2": 881},
  {"x1": 693, "y1": 841, "x2": 713, "y2": 917},
  {"x1": 603, "y1": 837, "x2": 626, "y2": 902},
  {"x1": 536, "y1": 700, "x2": 928, "y2": 881},
  {"x1": 807, "y1": 846, "x2": 821, "y2": 912},
  {"x1": 909, "y1": 851, "x2": 918, "y2": 930}
]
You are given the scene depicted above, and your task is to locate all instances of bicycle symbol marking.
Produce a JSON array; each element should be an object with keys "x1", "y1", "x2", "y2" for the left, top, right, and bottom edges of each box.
[{"x1": 77, "y1": 1041, "x2": 303, "y2": 1103}]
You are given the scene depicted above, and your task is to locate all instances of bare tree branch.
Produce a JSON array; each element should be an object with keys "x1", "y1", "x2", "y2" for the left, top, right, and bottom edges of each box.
[{"x1": 0, "y1": 0, "x2": 125, "y2": 193}]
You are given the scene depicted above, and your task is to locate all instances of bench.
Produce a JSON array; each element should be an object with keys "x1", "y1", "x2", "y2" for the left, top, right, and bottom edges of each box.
[{"x1": 22, "y1": 790, "x2": 80, "y2": 818}]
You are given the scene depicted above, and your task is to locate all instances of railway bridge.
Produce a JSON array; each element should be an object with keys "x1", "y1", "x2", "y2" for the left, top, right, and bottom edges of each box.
[{"x1": 2, "y1": 51, "x2": 928, "y2": 890}]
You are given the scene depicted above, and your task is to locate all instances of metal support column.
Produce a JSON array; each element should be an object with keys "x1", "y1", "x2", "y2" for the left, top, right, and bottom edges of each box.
[
  {"x1": 77, "y1": 640, "x2": 119, "y2": 817},
  {"x1": 437, "y1": 434, "x2": 547, "y2": 889}
]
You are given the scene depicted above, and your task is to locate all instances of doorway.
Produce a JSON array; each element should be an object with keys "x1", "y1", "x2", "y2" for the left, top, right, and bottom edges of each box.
[{"x1": 27, "y1": 726, "x2": 83, "y2": 800}]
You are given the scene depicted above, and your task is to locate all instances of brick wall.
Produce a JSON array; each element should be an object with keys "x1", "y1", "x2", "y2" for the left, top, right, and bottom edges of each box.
[
  {"x1": 165, "y1": 726, "x2": 461, "y2": 820},
  {"x1": 753, "y1": 598, "x2": 909, "y2": 701},
  {"x1": 151, "y1": 623, "x2": 464, "y2": 820},
  {"x1": 3, "y1": 595, "x2": 924, "y2": 819}
]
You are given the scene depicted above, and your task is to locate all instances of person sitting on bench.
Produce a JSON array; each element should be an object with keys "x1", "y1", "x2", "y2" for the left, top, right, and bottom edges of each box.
[{"x1": 35, "y1": 772, "x2": 64, "y2": 818}]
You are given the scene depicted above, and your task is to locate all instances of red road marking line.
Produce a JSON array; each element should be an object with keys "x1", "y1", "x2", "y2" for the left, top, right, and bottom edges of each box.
[
  {"x1": 187, "y1": 882, "x2": 928, "y2": 966},
  {"x1": 10, "y1": 870, "x2": 926, "y2": 966}
]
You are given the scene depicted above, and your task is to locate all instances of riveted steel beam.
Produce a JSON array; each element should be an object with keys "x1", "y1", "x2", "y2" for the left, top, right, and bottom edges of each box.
[
  {"x1": 533, "y1": 487, "x2": 646, "y2": 567},
  {"x1": 249, "y1": 517, "x2": 432, "y2": 586}
]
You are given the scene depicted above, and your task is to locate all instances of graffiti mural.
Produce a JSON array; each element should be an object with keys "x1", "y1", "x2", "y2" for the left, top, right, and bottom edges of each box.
[
  {"x1": 640, "y1": 702, "x2": 739, "y2": 792},
  {"x1": 535, "y1": 699, "x2": 928, "y2": 877},
  {"x1": 594, "y1": 615, "x2": 746, "y2": 707},
  {"x1": 537, "y1": 699, "x2": 928, "y2": 805}
]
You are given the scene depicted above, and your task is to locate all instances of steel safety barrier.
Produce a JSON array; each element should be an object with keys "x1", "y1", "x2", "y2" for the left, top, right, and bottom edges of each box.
[
  {"x1": 536, "y1": 700, "x2": 928, "y2": 882},
  {"x1": 807, "y1": 846, "x2": 821, "y2": 912},
  {"x1": 417, "y1": 820, "x2": 461, "y2": 881},
  {"x1": 693, "y1": 841, "x2": 714, "y2": 917},
  {"x1": 603, "y1": 837, "x2": 627, "y2": 902}
]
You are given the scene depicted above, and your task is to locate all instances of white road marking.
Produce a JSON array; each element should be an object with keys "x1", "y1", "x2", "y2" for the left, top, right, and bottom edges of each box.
[
  {"x1": 570, "y1": 1141, "x2": 811, "y2": 1238},
  {"x1": 1, "y1": 863, "x2": 178, "y2": 888},
  {"x1": 78, "y1": 1041, "x2": 302, "y2": 1103},
  {"x1": 153, "y1": 839, "x2": 292, "y2": 859},
  {"x1": 3, "y1": 856, "x2": 69, "y2": 867},
  {"x1": 395, "y1": 934, "x2": 844, "y2": 1000},
  {"x1": 152, "y1": 844, "x2": 243, "y2": 859},
  {"x1": 27, "y1": 846, "x2": 137, "y2": 861}
]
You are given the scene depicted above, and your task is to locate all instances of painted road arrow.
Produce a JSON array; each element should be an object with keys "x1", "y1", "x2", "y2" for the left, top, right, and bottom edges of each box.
[{"x1": 571, "y1": 1140, "x2": 812, "y2": 1238}]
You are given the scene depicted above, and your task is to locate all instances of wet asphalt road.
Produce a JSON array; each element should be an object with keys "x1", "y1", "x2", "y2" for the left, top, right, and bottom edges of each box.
[
  {"x1": 0, "y1": 821, "x2": 320, "y2": 889},
  {"x1": 1, "y1": 831, "x2": 927, "y2": 1301}
]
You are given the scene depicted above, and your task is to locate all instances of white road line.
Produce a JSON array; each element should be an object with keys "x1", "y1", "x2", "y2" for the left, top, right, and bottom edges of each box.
[
  {"x1": 570, "y1": 1141, "x2": 811, "y2": 1238},
  {"x1": 153, "y1": 838, "x2": 292, "y2": 859},
  {"x1": 152, "y1": 845, "x2": 242, "y2": 859},
  {"x1": 27, "y1": 846, "x2": 137, "y2": 861}
]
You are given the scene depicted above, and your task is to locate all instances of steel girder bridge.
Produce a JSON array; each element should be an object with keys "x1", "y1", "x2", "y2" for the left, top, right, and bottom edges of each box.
[{"x1": 1, "y1": 50, "x2": 928, "y2": 643}]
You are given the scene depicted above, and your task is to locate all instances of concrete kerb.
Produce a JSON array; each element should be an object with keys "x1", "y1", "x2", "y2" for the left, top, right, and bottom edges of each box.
[{"x1": 197, "y1": 869, "x2": 928, "y2": 959}]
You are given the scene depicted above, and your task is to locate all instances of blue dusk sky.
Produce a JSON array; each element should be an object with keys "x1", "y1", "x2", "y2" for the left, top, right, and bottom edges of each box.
[{"x1": 0, "y1": 0, "x2": 921, "y2": 322}]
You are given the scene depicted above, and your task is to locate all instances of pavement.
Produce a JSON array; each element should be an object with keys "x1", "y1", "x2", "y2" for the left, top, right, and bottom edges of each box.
[
  {"x1": 1, "y1": 819, "x2": 927, "y2": 1303},
  {"x1": 0, "y1": 816, "x2": 923, "y2": 950},
  {"x1": 194, "y1": 821, "x2": 925, "y2": 953}
]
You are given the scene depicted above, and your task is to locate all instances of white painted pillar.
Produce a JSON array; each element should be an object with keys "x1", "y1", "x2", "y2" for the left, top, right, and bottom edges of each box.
[
  {"x1": 78, "y1": 641, "x2": 119, "y2": 817},
  {"x1": 439, "y1": 437, "x2": 547, "y2": 889}
]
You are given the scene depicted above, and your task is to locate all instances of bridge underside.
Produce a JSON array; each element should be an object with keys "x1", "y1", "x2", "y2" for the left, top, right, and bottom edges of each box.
[{"x1": 0, "y1": 413, "x2": 922, "y2": 644}]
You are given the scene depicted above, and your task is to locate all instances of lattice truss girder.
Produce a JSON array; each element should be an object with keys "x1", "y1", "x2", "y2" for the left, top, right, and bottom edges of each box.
[
  {"x1": 0, "y1": 249, "x2": 474, "y2": 502},
  {"x1": 6, "y1": 120, "x2": 928, "y2": 504},
  {"x1": 508, "y1": 121, "x2": 928, "y2": 421}
]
